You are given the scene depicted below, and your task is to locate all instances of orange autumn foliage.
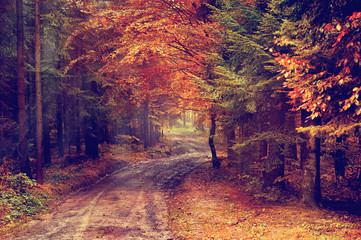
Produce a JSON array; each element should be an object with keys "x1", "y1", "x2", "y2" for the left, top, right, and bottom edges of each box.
[{"x1": 66, "y1": 0, "x2": 220, "y2": 114}]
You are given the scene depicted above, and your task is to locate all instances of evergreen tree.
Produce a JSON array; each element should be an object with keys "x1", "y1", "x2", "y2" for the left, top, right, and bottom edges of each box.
[
  {"x1": 205, "y1": 0, "x2": 295, "y2": 188},
  {"x1": 16, "y1": 0, "x2": 32, "y2": 178},
  {"x1": 272, "y1": 0, "x2": 361, "y2": 206}
]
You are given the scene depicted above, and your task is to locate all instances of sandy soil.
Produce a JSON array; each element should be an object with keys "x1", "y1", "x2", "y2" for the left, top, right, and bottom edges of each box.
[{"x1": 8, "y1": 133, "x2": 210, "y2": 240}]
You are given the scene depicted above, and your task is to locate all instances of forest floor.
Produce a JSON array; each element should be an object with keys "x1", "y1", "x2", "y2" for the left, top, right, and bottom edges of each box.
[
  {"x1": 2, "y1": 131, "x2": 361, "y2": 239},
  {"x1": 167, "y1": 159, "x2": 361, "y2": 239}
]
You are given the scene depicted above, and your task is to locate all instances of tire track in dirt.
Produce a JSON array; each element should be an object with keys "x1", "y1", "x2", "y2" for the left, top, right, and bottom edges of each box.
[
  {"x1": 9, "y1": 134, "x2": 209, "y2": 240},
  {"x1": 72, "y1": 190, "x2": 105, "y2": 240}
]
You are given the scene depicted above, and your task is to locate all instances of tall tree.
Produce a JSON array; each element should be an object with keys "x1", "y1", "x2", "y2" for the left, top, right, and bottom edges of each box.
[
  {"x1": 206, "y1": 0, "x2": 292, "y2": 182},
  {"x1": 16, "y1": 0, "x2": 31, "y2": 177},
  {"x1": 35, "y1": 0, "x2": 43, "y2": 184}
]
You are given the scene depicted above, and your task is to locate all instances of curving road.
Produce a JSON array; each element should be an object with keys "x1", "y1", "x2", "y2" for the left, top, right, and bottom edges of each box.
[{"x1": 9, "y1": 133, "x2": 209, "y2": 240}]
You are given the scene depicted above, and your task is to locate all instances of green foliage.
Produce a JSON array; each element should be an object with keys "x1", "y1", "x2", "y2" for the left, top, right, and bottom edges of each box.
[
  {"x1": 239, "y1": 174, "x2": 285, "y2": 202},
  {"x1": 205, "y1": 0, "x2": 284, "y2": 132},
  {"x1": 233, "y1": 131, "x2": 302, "y2": 163},
  {"x1": 0, "y1": 173, "x2": 49, "y2": 224}
]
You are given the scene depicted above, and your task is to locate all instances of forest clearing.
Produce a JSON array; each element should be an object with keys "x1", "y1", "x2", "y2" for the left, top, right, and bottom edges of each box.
[{"x1": 2, "y1": 0, "x2": 361, "y2": 239}]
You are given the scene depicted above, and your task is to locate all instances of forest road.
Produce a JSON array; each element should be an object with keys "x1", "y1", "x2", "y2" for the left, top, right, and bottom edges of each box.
[{"x1": 10, "y1": 133, "x2": 210, "y2": 240}]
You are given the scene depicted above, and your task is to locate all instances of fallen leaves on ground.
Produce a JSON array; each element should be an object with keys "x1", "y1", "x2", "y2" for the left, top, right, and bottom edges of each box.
[{"x1": 168, "y1": 162, "x2": 361, "y2": 240}]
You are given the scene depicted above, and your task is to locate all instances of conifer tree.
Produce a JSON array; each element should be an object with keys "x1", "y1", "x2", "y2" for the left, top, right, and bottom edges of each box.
[
  {"x1": 35, "y1": 0, "x2": 44, "y2": 184},
  {"x1": 272, "y1": 0, "x2": 361, "y2": 207},
  {"x1": 16, "y1": 0, "x2": 32, "y2": 177},
  {"x1": 206, "y1": 0, "x2": 294, "y2": 187}
]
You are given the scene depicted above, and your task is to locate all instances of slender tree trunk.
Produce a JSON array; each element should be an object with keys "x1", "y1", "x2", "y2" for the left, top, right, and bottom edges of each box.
[
  {"x1": 63, "y1": 101, "x2": 69, "y2": 154},
  {"x1": 286, "y1": 112, "x2": 297, "y2": 161},
  {"x1": 225, "y1": 124, "x2": 236, "y2": 162},
  {"x1": 263, "y1": 141, "x2": 285, "y2": 187},
  {"x1": 34, "y1": 0, "x2": 43, "y2": 184},
  {"x1": 16, "y1": 0, "x2": 31, "y2": 178},
  {"x1": 43, "y1": 103, "x2": 51, "y2": 167},
  {"x1": 143, "y1": 98, "x2": 150, "y2": 148},
  {"x1": 183, "y1": 109, "x2": 186, "y2": 128},
  {"x1": 263, "y1": 100, "x2": 287, "y2": 188},
  {"x1": 69, "y1": 95, "x2": 76, "y2": 149},
  {"x1": 155, "y1": 124, "x2": 161, "y2": 143},
  {"x1": 334, "y1": 136, "x2": 348, "y2": 181},
  {"x1": 57, "y1": 96, "x2": 64, "y2": 158},
  {"x1": 258, "y1": 118, "x2": 268, "y2": 161},
  {"x1": 209, "y1": 112, "x2": 220, "y2": 168},
  {"x1": 75, "y1": 96, "x2": 81, "y2": 153},
  {"x1": 300, "y1": 110, "x2": 307, "y2": 173},
  {"x1": 84, "y1": 81, "x2": 99, "y2": 158},
  {"x1": 149, "y1": 119, "x2": 155, "y2": 146},
  {"x1": 238, "y1": 121, "x2": 246, "y2": 172},
  {"x1": 104, "y1": 125, "x2": 110, "y2": 143},
  {"x1": 84, "y1": 116, "x2": 99, "y2": 158},
  {"x1": 301, "y1": 112, "x2": 322, "y2": 207}
]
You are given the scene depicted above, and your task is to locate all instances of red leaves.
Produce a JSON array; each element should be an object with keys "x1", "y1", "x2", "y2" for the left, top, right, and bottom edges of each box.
[
  {"x1": 348, "y1": 12, "x2": 361, "y2": 21},
  {"x1": 101, "y1": 18, "x2": 108, "y2": 26},
  {"x1": 332, "y1": 30, "x2": 347, "y2": 47},
  {"x1": 323, "y1": 23, "x2": 334, "y2": 31}
]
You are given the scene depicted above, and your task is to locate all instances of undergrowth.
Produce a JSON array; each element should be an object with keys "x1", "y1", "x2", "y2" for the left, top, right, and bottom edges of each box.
[
  {"x1": 0, "y1": 172, "x2": 49, "y2": 225},
  {"x1": 0, "y1": 144, "x2": 115, "y2": 232}
]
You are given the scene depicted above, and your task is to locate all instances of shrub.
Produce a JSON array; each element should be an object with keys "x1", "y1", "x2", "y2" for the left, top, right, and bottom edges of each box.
[{"x1": 0, "y1": 172, "x2": 49, "y2": 224}]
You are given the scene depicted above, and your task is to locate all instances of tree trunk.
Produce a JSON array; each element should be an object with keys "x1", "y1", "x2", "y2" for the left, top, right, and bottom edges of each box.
[
  {"x1": 35, "y1": 0, "x2": 43, "y2": 184},
  {"x1": 75, "y1": 96, "x2": 81, "y2": 153},
  {"x1": 84, "y1": 116, "x2": 99, "y2": 158},
  {"x1": 84, "y1": 81, "x2": 99, "y2": 158},
  {"x1": 299, "y1": 110, "x2": 307, "y2": 173},
  {"x1": 238, "y1": 121, "x2": 247, "y2": 172},
  {"x1": 301, "y1": 113, "x2": 322, "y2": 207},
  {"x1": 334, "y1": 136, "x2": 348, "y2": 181},
  {"x1": 209, "y1": 112, "x2": 220, "y2": 168},
  {"x1": 263, "y1": 141, "x2": 285, "y2": 187},
  {"x1": 263, "y1": 99, "x2": 287, "y2": 188},
  {"x1": 43, "y1": 103, "x2": 51, "y2": 167},
  {"x1": 225, "y1": 124, "x2": 236, "y2": 162},
  {"x1": 16, "y1": 0, "x2": 32, "y2": 178},
  {"x1": 143, "y1": 98, "x2": 150, "y2": 148},
  {"x1": 57, "y1": 96, "x2": 64, "y2": 158},
  {"x1": 258, "y1": 115, "x2": 268, "y2": 161},
  {"x1": 183, "y1": 109, "x2": 186, "y2": 128},
  {"x1": 63, "y1": 101, "x2": 69, "y2": 154},
  {"x1": 150, "y1": 119, "x2": 155, "y2": 146}
]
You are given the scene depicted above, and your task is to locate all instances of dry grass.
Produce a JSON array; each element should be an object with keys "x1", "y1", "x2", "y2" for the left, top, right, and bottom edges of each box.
[{"x1": 168, "y1": 162, "x2": 361, "y2": 240}]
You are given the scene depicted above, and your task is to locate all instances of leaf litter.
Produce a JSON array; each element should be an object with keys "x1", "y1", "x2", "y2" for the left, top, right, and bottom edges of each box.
[{"x1": 168, "y1": 161, "x2": 361, "y2": 240}]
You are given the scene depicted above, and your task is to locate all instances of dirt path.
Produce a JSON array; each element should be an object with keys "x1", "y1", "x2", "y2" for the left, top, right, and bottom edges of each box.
[{"x1": 9, "y1": 133, "x2": 210, "y2": 240}]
